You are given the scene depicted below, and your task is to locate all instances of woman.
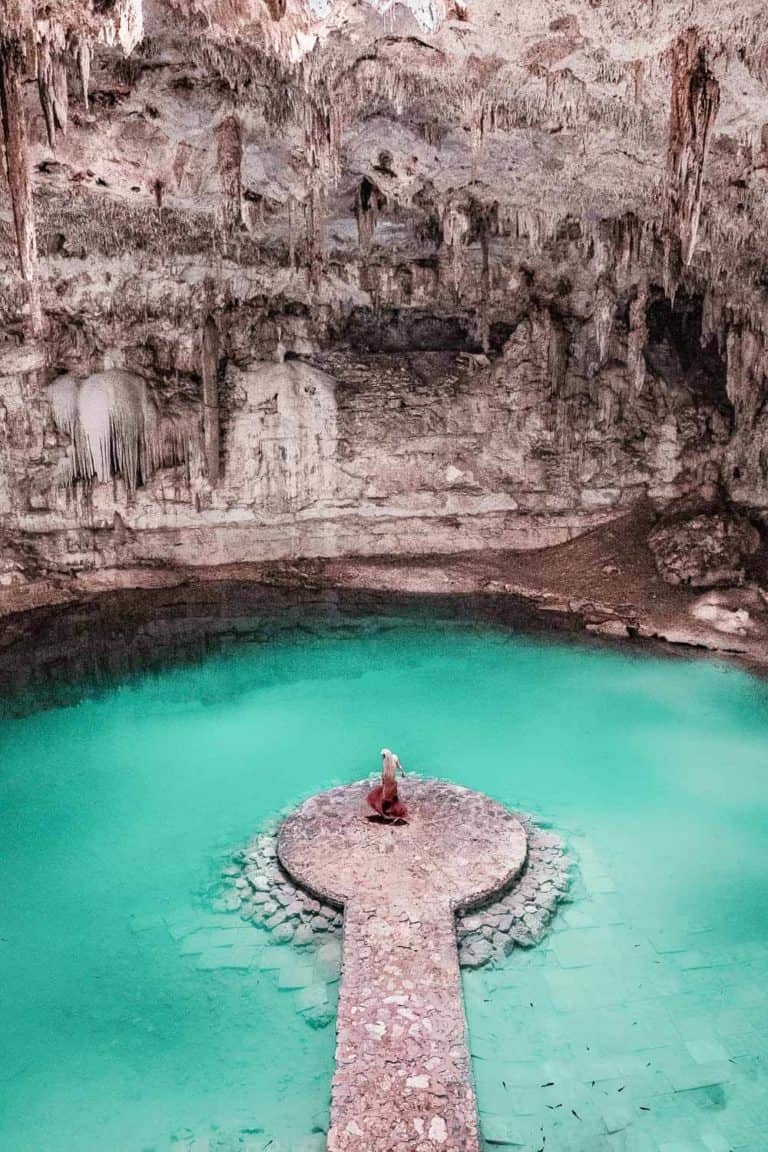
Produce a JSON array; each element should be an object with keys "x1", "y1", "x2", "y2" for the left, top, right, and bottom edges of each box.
[{"x1": 367, "y1": 748, "x2": 408, "y2": 822}]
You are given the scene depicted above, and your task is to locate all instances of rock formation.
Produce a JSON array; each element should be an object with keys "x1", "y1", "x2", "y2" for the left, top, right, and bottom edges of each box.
[
  {"x1": 649, "y1": 508, "x2": 761, "y2": 589},
  {"x1": 0, "y1": 1, "x2": 767, "y2": 628}
]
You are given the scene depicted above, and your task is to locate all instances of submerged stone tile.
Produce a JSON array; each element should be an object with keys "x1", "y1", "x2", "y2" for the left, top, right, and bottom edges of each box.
[
  {"x1": 128, "y1": 913, "x2": 166, "y2": 933},
  {"x1": 601, "y1": 1101, "x2": 635, "y2": 1134},
  {"x1": 683, "y1": 1040, "x2": 730, "y2": 1065},
  {"x1": 181, "y1": 927, "x2": 257, "y2": 955},
  {"x1": 196, "y1": 945, "x2": 258, "y2": 970},
  {"x1": 278, "y1": 963, "x2": 319, "y2": 990},
  {"x1": 661, "y1": 1058, "x2": 734, "y2": 1093},
  {"x1": 478, "y1": 1112, "x2": 530, "y2": 1145},
  {"x1": 295, "y1": 984, "x2": 330, "y2": 1012}
]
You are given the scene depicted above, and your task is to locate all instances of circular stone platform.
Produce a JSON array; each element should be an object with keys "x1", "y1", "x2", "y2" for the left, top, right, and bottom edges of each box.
[
  {"x1": 278, "y1": 779, "x2": 527, "y2": 1152},
  {"x1": 278, "y1": 778, "x2": 527, "y2": 912}
]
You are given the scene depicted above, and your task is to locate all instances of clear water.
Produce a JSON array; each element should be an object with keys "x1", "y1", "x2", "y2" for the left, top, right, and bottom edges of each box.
[{"x1": 1, "y1": 621, "x2": 767, "y2": 1152}]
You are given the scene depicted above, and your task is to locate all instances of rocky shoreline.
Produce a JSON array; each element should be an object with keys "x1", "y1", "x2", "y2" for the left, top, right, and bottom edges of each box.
[
  {"x1": 1, "y1": 506, "x2": 767, "y2": 719},
  {"x1": 2, "y1": 520, "x2": 767, "y2": 718}
]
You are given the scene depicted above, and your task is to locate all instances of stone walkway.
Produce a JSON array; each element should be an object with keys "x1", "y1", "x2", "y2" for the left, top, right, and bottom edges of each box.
[{"x1": 278, "y1": 779, "x2": 527, "y2": 1152}]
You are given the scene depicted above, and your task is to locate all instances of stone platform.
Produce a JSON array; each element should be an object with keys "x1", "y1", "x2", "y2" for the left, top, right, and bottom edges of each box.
[{"x1": 278, "y1": 779, "x2": 527, "y2": 1152}]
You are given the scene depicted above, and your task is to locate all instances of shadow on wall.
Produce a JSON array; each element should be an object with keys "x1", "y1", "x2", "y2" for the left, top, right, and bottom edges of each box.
[{"x1": 642, "y1": 289, "x2": 731, "y2": 416}]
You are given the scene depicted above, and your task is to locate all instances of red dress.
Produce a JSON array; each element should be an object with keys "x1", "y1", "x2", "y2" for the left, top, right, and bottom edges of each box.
[{"x1": 367, "y1": 775, "x2": 408, "y2": 822}]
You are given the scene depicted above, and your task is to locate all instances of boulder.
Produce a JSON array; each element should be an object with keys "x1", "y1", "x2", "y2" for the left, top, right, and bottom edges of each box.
[{"x1": 649, "y1": 513, "x2": 760, "y2": 588}]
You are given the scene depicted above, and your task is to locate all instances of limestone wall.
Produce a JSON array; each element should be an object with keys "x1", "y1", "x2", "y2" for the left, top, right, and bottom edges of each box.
[{"x1": 0, "y1": 302, "x2": 734, "y2": 579}]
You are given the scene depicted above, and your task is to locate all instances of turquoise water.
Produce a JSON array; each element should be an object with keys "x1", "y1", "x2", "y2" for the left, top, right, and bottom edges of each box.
[{"x1": 1, "y1": 620, "x2": 767, "y2": 1152}]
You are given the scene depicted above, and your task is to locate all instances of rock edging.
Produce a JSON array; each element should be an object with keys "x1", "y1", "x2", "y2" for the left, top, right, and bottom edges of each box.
[{"x1": 223, "y1": 783, "x2": 570, "y2": 970}]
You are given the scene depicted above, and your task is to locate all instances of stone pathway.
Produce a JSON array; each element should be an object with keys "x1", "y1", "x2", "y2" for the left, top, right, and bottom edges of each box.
[{"x1": 278, "y1": 779, "x2": 527, "y2": 1152}]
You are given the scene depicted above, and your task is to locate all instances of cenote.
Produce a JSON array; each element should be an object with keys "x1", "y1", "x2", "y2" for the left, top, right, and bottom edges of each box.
[{"x1": 1, "y1": 605, "x2": 767, "y2": 1152}]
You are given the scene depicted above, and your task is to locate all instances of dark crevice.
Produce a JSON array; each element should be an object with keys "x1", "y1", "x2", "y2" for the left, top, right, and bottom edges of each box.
[{"x1": 642, "y1": 289, "x2": 731, "y2": 417}]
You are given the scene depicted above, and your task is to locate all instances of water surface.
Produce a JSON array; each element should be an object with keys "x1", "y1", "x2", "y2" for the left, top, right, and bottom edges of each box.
[{"x1": 1, "y1": 620, "x2": 767, "y2": 1151}]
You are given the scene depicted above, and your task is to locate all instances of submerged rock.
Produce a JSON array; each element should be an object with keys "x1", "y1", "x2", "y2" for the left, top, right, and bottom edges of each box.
[
  {"x1": 293, "y1": 923, "x2": 314, "y2": 947},
  {"x1": 273, "y1": 922, "x2": 295, "y2": 944},
  {"x1": 459, "y1": 938, "x2": 494, "y2": 968}
]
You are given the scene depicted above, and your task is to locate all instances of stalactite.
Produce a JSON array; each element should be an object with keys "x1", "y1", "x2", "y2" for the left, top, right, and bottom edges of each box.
[
  {"x1": 76, "y1": 36, "x2": 91, "y2": 111},
  {"x1": 627, "y1": 289, "x2": 647, "y2": 394},
  {"x1": 52, "y1": 34, "x2": 68, "y2": 130},
  {"x1": 662, "y1": 232, "x2": 681, "y2": 307},
  {"x1": 36, "y1": 22, "x2": 68, "y2": 149},
  {"x1": 473, "y1": 70, "x2": 651, "y2": 147},
  {"x1": 0, "y1": 1, "x2": 146, "y2": 338},
  {"x1": 593, "y1": 284, "x2": 614, "y2": 364},
  {"x1": 1, "y1": 0, "x2": 33, "y2": 42},
  {"x1": 102, "y1": 0, "x2": 145, "y2": 56},
  {"x1": 287, "y1": 195, "x2": 296, "y2": 269},
  {"x1": 632, "y1": 59, "x2": 644, "y2": 105},
  {"x1": 215, "y1": 113, "x2": 243, "y2": 234},
  {"x1": 304, "y1": 180, "x2": 323, "y2": 288},
  {"x1": 546, "y1": 309, "x2": 568, "y2": 395},
  {"x1": 509, "y1": 206, "x2": 559, "y2": 257},
  {"x1": 479, "y1": 215, "x2": 491, "y2": 354},
  {"x1": 725, "y1": 325, "x2": 768, "y2": 423},
  {"x1": 153, "y1": 176, "x2": 165, "y2": 211},
  {"x1": 545, "y1": 68, "x2": 587, "y2": 128},
  {"x1": 36, "y1": 36, "x2": 55, "y2": 146},
  {"x1": 0, "y1": 46, "x2": 41, "y2": 336},
  {"x1": 201, "y1": 316, "x2": 220, "y2": 484},
  {"x1": 664, "y1": 29, "x2": 720, "y2": 268},
  {"x1": 355, "y1": 177, "x2": 384, "y2": 252},
  {"x1": 440, "y1": 199, "x2": 469, "y2": 297}
]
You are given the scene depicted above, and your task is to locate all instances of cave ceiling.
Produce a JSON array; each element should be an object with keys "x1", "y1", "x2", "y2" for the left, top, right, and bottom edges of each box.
[{"x1": 0, "y1": 0, "x2": 767, "y2": 335}]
